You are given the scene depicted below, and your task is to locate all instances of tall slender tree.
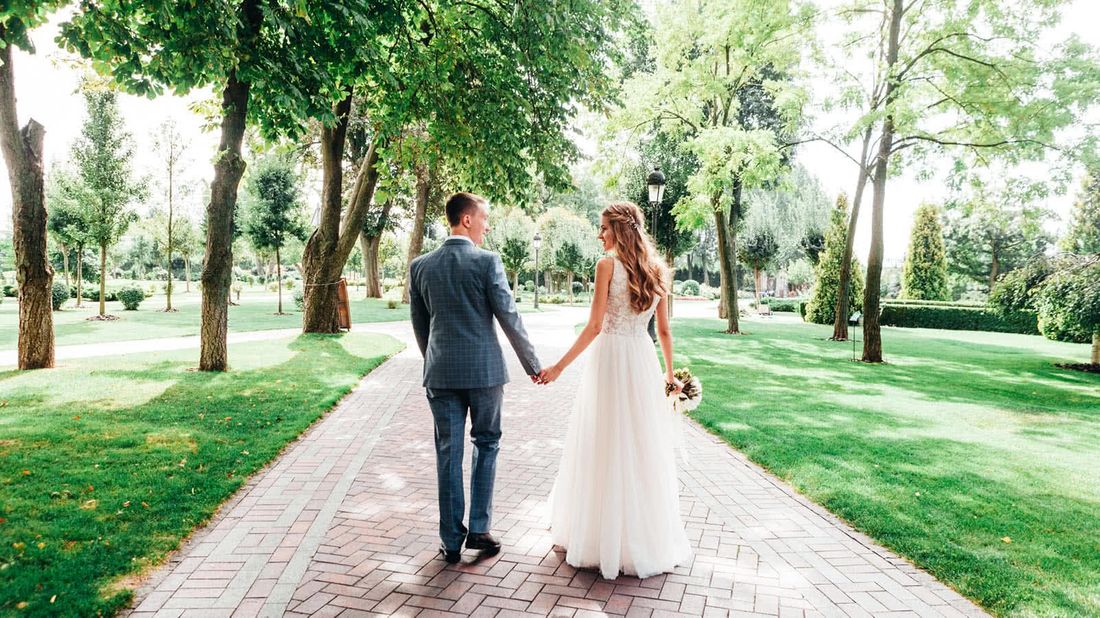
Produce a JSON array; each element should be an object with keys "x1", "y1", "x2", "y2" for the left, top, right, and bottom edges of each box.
[
  {"x1": 71, "y1": 85, "x2": 143, "y2": 319},
  {"x1": 242, "y1": 158, "x2": 307, "y2": 314},
  {"x1": 901, "y1": 203, "x2": 950, "y2": 300},
  {"x1": 152, "y1": 119, "x2": 189, "y2": 312},
  {"x1": 806, "y1": 194, "x2": 863, "y2": 325}
]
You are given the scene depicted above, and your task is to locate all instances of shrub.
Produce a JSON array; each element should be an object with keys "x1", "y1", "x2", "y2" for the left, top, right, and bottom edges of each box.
[
  {"x1": 523, "y1": 280, "x2": 535, "y2": 293},
  {"x1": 2, "y1": 284, "x2": 16, "y2": 298},
  {"x1": 761, "y1": 297, "x2": 804, "y2": 313},
  {"x1": 572, "y1": 281, "x2": 584, "y2": 295},
  {"x1": 293, "y1": 289, "x2": 304, "y2": 311},
  {"x1": 284, "y1": 279, "x2": 296, "y2": 290},
  {"x1": 1033, "y1": 260, "x2": 1100, "y2": 344},
  {"x1": 680, "y1": 279, "x2": 700, "y2": 296},
  {"x1": 542, "y1": 294, "x2": 567, "y2": 304},
  {"x1": 117, "y1": 286, "x2": 146, "y2": 310},
  {"x1": 386, "y1": 299, "x2": 399, "y2": 309},
  {"x1": 879, "y1": 302, "x2": 1039, "y2": 335},
  {"x1": 51, "y1": 281, "x2": 69, "y2": 310},
  {"x1": 82, "y1": 287, "x2": 120, "y2": 302}
]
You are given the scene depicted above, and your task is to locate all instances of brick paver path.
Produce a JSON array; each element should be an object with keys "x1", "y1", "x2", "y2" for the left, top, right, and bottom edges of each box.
[{"x1": 128, "y1": 314, "x2": 986, "y2": 618}]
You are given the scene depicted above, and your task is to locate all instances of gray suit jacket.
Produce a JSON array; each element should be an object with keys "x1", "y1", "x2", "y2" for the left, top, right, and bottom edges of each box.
[{"x1": 409, "y1": 237, "x2": 541, "y2": 389}]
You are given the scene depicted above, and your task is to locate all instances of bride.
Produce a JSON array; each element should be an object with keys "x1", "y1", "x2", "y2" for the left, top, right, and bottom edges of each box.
[{"x1": 537, "y1": 202, "x2": 692, "y2": 580}]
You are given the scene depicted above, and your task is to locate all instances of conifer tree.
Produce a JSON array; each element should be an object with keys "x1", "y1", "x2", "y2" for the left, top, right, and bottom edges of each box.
[
  {"x1": 901, "y1": 203, "x2": 950, "y2": 300},
  {"x1": 806, "y1": 195, "x2": 863, "y2": 325}
]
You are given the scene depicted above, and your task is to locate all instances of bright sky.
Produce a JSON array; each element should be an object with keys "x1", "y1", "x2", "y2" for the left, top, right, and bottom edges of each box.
[{"x1": 2, "y1": 1, "x2": 1099, "y2": 264}]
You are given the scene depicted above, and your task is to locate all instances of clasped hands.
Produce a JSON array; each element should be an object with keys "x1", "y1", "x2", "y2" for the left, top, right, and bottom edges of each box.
[
  {"x1": 531, "y1": 366, "x2": 683, "y2": 393},
  {"x1": 530, "y1": 364, "x2": 563, "y2": 385}
]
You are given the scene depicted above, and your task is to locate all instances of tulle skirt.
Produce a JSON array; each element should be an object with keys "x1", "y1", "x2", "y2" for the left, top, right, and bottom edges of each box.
[{"x1": 549, "y1": 332, "x2": 692, "y2": 580}]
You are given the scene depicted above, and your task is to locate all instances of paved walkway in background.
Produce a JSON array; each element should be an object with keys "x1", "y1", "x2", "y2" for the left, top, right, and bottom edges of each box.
[{"x1": 125, "y1": 310, "x2": 986, "y2": 618}]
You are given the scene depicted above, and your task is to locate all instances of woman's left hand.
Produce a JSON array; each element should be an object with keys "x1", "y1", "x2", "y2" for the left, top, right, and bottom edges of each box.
[{"x1": 665, "y1": 374, "x2": 683, "y2": 395}]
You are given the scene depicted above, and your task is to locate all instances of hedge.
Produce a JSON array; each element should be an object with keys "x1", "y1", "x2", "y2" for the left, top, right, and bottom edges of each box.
[
  {"x1": 889, "y1": 298, "x2": 985, "y2": 308},
  {"x1": 761, "y1": 297, "x2": 805, "y2": 313},
  {"x1": 879, "y1": 302, "x2": 1039, "y2": 335}
]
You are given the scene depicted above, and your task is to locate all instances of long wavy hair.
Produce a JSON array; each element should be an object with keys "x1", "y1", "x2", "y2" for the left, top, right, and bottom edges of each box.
[{"x1": 603, "y1": 202, "x2": 669, "y2": 313}]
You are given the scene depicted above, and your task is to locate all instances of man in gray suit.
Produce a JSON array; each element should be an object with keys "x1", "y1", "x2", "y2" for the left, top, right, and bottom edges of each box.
[{"x1": 409, "y1": 192, "x2": 543, "y2": 564}]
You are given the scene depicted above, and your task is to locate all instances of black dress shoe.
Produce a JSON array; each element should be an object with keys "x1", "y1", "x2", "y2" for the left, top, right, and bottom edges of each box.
[
  {"x1": 465, "y1": 532, "x2": 502, "y2": 554},
  {"x1": 439, "y1": 544, "x2": 461, "y2": 564}
]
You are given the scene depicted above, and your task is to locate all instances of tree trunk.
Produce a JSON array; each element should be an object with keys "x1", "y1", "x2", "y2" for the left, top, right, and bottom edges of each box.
[
  {"x1": 361, "y1": 233, "x2": 381, "y2": 298},
  {"x1": 832, "y1": 126, "x2": 874, "y2": 341},
  {"x1": 990, "y1": 249, "x2": 1000, "y2": 290},
  {"x1": 365, "y1": 230, "x2": 378, "y2": 299},
  {"x1": 60, "y1": 243, "x2": 70, "y2": 302},
  {"x1": 512, "y1": 271, "x2": 520, "y2": 300},
  {"x1": 75, "y1": 249, "x2": 84, "y2": 307},
  {"x1": 98, "y1": 243, "x2": 107, "y2": 316},
  {"x1": 1092, "y1": 333, "x2": 1099, "y2": 366},
  {"x1": 0, "y1": 43, "x2": 54, "y2": 369},
  {"x1": 753, "y1": 265, "x2": 762, "y2": 310},
  {"x1": 402, "y1": 162, "x2": 431, "y2": 304},
  {"x1": 302, "y1": 94, "x2": 384, "y2": 333},
  {"x1": 713, "y1": 197, "x2": 740, "y2": 334},
  {"x1": 276, "y1": 246, "x2": 283, "y2": 314},
  {"x1": 199, "y1": 72, "x2": 250, "y2": 371},
  {"x1": 184, "y1": 253, "x2": 191, "y2": 293},
  {"x1": 567, "y1": 271, "x2": 575, "y2": 304},
  {"x1": 165, "y1": 172, "x2": 174, "y2": 311},
  {"x1": 862, "y1": 0, "x2": 903, "y2": 364},
  {"x1": 666, "y1": 248, "x2": 675, "y2": 318}
]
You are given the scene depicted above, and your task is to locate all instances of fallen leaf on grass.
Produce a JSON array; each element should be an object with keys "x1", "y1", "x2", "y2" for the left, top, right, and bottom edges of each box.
[
  {"x1": 1001, "y1": 536, "x2": 1012, "y2": 544},
  {"x1": 80, "y1": 499, "x2": 97, "y2": 510}
]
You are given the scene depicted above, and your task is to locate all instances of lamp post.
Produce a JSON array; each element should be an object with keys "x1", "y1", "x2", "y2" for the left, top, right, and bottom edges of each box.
[
  {"x1": 533, "y1": 232, "x2": 542, "y2": 309},
  {"x1": 646, "y1": 166, "x2": 666, "y2": 236},
  {"x1": 646, "y1": 167, "x2": 669, "y2": 322}
]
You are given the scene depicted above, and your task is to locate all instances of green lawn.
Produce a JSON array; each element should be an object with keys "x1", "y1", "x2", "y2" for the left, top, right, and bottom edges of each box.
[
  {"x1": 0, "y1": 331, "x2": 403, "y2": 616},
  {"x1": 0, "y1": 288, "x2": 409, "y2": 350},
  {"x1": 0, "y1": 286, "x2": 560, "y2": 352},
  {"x1": 677, "y1": 317, "x2": 1100, "y2": 617}
]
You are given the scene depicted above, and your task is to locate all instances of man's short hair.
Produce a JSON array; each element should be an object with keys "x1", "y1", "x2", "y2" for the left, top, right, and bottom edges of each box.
[{"x1": 445, "y1": 192, "x2": 487, "y2": 227}]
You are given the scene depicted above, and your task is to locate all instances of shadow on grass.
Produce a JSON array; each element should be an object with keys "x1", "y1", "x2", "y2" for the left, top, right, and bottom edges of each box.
[{"x1": 0, "y1": 333, "x2": 401, "y2": 616}]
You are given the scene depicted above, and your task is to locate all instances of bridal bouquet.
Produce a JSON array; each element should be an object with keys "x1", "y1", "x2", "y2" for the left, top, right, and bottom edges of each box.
[{"x1": 665, "y1": 367, "x2": 703, "y2": 412}]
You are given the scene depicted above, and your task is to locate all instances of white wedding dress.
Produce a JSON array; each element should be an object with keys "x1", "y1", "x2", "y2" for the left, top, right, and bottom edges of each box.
[{"x1": 549, "y1": 257, "x2": 692, "y2": 580}]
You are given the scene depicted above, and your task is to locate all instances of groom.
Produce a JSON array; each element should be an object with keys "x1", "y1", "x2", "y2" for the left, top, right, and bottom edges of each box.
[{"x1": 408, "y1": 192, "x2": 543, "y2": 564}]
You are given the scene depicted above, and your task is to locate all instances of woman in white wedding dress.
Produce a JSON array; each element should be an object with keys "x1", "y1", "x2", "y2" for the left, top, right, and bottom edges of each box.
[{"x1": 537, "y1": 202, "x2": 692, "y2": 580}]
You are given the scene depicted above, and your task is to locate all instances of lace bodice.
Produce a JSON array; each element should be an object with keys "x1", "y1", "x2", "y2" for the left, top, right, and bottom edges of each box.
[{"x1": 601, "y1": 258, "x2": 659, "y2": 337}]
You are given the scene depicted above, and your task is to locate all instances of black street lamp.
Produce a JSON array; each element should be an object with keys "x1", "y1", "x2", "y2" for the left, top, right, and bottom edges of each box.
[
  {"x1": 646, "y1": 166, "x2": 667, "y2": 234},
  {"x1": 533, "y1": 232, "x2": 542, "y2": 309},
  {"x1": 646, "y1": 167, "x2": 669, "y2": 327}
]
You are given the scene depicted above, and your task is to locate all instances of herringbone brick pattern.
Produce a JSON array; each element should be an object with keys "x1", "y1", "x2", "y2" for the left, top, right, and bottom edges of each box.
[{"x1": 126, "y1": 317, "x2": 986, "y2": 617}]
